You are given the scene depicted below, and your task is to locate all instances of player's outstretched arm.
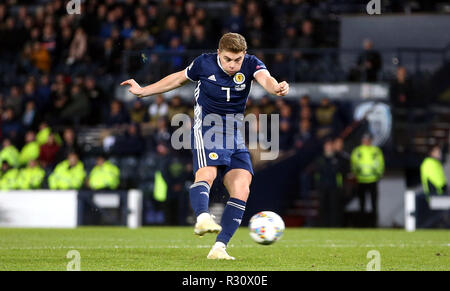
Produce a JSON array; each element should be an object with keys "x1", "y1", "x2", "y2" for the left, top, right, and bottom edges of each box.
[
  {"x1": 254, "y1": 70, "x2": 289, "y2": 96},
  {"x1": 120, "y1": 70, "x2": 189, "y2": 98}
]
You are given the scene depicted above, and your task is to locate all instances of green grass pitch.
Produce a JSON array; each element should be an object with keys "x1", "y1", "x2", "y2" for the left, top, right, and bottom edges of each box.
[{"x1": 0, "y1": 227, "x2": 448, "y2": 271}]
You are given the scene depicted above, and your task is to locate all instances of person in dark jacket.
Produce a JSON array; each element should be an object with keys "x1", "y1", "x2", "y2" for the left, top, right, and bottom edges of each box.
[
  {"x1": 105, "y1": 100, "x2": 130, "y2": 127},
  {"x1": 56, "y1": 127, "x2": 80, "y2": 163},
  {"x1": 314, "y1": 139, "x2": 344, "y2": 227},
  {"x1": 112, "y1": 123, "x2": 144, "y2": 156}
]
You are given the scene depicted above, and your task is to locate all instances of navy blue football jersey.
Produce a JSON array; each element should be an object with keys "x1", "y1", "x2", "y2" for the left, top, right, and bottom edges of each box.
[{"x1": 185, "y1": 53, "x2": 267, "y2": 116}]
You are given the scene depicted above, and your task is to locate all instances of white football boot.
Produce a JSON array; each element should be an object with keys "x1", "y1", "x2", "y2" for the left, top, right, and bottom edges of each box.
[
  {"x1": 194, "y1": 213, "x2": 222, "y2": 236},
  {"x1": 207, "y1": 242, "x2": 235, "y2": 260}
]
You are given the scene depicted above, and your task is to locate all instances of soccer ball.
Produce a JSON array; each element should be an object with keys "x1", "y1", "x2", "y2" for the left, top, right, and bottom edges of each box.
[{"x1": 249, "y1": 211, "x2": 285, "y2": 245}]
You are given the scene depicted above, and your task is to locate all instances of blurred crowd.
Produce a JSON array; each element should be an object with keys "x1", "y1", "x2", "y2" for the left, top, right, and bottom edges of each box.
[
  {"x1": 1, "y1": 0, "x2": 435, "y2": 88},
  {"x1": 0, "y1": 0, "x2": 340, "y2": 85}
]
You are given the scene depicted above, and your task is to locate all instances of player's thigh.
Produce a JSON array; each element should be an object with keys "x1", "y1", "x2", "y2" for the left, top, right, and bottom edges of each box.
[
  {"x1": 194, "y1": 166, "x2": 218, "y2": 186},
  {"x1": 223, "y1": 168, "x2": 252, "y2": 202}
]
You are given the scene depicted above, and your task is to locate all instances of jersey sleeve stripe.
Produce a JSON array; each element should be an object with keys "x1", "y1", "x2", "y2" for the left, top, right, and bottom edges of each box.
[
  {"x1": 185, "y1": 68, "x2": 196, "y2": 82},
  {"x1": 253, "y1": 68, "x2": 269, "y2": 78}
]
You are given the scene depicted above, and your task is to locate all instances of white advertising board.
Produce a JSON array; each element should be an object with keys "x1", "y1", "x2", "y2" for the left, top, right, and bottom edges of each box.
[{"x1": 0, "y1": 191, "x2": 78, "y2": 228}]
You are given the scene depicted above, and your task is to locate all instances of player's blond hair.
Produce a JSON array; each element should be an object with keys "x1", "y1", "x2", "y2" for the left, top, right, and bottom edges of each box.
[{"x1": 218, "y1": 33, "x2": 247, "y2": 53}]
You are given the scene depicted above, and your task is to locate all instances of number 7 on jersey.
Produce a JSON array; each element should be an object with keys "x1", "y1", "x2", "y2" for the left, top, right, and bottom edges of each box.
[{"x1": 221, "y1": 87, "x2": 230, "y2": 102}]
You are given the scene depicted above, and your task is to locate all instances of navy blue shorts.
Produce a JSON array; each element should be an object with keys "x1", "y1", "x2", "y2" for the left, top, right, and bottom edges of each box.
[{"x1": 191, "y1": 127, "x2": 254, "y2": 177}]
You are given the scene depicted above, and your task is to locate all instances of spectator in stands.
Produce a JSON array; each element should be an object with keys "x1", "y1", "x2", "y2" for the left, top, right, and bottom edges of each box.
[
  {"x1": 56, "y1": 127, "x2": 80, "y2": 163},
  {"x1": 5, "y1": 86, "x2": 22, "y2": 117},
  {"x1": 84, "y1": 76, "x2": 107, "y2": 125},
  {"x1": 41, "y1": 23, "x2": 57, "y2": 57},
  {"x1": 270, "y1": 53, "x2": 290, "y2": 82},
  {"x1": 298, "y1": 95, "x2": 311, "y2": 111},
  {"x1": 22, "y1": 80, "x2": 37, "y2": 107},
  {"x1": 16, "y1": 159, "x2": 45, "y2": 190},
  {"x1": 390, "y1": 66, "x2": 415, "y2": 109},
  {"x1": 159, "y1": 15, "x2": 179, "y2": 48},
  {"x1": 120, "y1": 18, "x2": 135, "y2": 39},
  {"x1": 55, "y1": 25, "x2": 73, "y2": 66},
  {"x1": 297, "y1": 94, "x2": 312, "y2": 118},
  {"x1": 45, "y1": 92, "x2": 68, "y2": 126},
  {"x1": 279, "y1": 26, "x2": 299, "y2": 50},
  {"x1": 0, "y1": 17, "x2": 20, "y2": 60},
  {"x1": 153, "y1": 117, "x2": 171, "y2": 147},
  {"x1": 36, "y1": 122, "x2": 62, "y2": 146},
  {"x1": 0, "y1": 161, "x2": 19, "y2": 190},
  {"x1": 352, "y1": 39, "x2": 382, "y2": 82},
  {"x1": 192, "y1": 24, "x2": 211, "y2": 49},
  {"x1": 314, "y1": 139, "x2": 344, "y2": 227},
  {"x1": 30, "y1": 41, "x2": 51, "y2": 73},
  {"x1": 1, "y1": 107, "x2": 23, "y2": 142},
  {"x1": 105, "y1": 100, "x2": 129, "y2": 127},
  {"x1": 181, "y1": 25, "x2": 193, "y2": 49},
  {"x1": 351, "y1": 133, "x2": 385, "y2": 227},
  {"x1": 38, "y1": 132, "x2": 60, "y2": 169},
  {"x1": 87, "y1": 154, "x2": 120, "y2": 190},
  {"x1": 297, "y1": 20, "x2": 317, "y2": 49},
  {"x1": 244, "y1": 1, "x2": 260, "y2": 29},
  {"x1": 112, "y1": 123, "x2": 145, "y2": 156},
  {"x1": 148, "y1": 94, "x2": 168, "y2": 126},
  {"x1": 100, "y1": 37, "x2": 122, "y2": 74},
  {"x1": 315, "y1": 97, "x2": 339, "y2": 139},
  {"x1": 299, "y1": 105, "x2": 313, "y2": 126},
  {"x1": 294, "y1": 119, "x2": 314, "y2": 149},
  {"x1": 99, "y1": 8, "x2": 117, "y2": 39},
  {"x1": 35, "y1": 74, "x2": 51, "y2": 111},
  {"x1": 19, "y1": 130, "x2": 40, "y2": 167},
  {"x1": 223, "y1": 3, "x2": 244, "y2": 34},
  {"x1": 259, "y1": 95, "x2": 276, "y2": 115},
  {"x1": 389, "y1": 66, "x2": 429, "y2": 128},
  {"x1": 167, "y1": 96, "x2": 187, "y2": 121},
  {"x1": 66, "y1": 28, "x2": 87, "y2": 66},
  {"x1": 48, "y1": 152, "x2": 86, "y2": 190},
  {"x1": 129, "y1": 100, "x2": 148, "y2": 124},
  {"x1": 60, "y1": 84, "x2": 91, "y2": 125},
  {"x1": 247, "y1": 15, "x2": 264, "y2": 49},
  {"x1": 168, "y1": 37, "x2": 185, "y2": 71},
  {"x1": 22, "y1": 101, "x2": 41, "y2": 130},
  {"x1": 0, "y1": 138, "x2": 19, "y2": 169}
]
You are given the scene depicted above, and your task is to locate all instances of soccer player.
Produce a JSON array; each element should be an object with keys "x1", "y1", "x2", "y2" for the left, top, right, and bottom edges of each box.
[{"x1": 121, "y1": 33, "x2": 289, "y2": 260}]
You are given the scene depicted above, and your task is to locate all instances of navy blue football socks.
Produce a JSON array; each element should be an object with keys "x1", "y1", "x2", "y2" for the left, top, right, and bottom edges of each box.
[
  {"x1": 216, "y1": 197, "x2": 246, "y2": 245},
  {"x1": 189, "y1": 181, "x2": 211, "y2": 217}
]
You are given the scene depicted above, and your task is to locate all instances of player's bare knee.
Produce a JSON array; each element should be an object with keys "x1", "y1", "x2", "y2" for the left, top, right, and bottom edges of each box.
[
  {"x1": 195, "y1": 166, "x2": 217, "y2": 186},
  {"x1": 229, "y1": 180, "x2": 250, "y2": 201}
]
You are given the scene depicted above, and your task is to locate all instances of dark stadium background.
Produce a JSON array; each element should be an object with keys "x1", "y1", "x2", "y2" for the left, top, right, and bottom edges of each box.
[{"x1": 0, "y1": 0, "x2": 449, "y2": 229}]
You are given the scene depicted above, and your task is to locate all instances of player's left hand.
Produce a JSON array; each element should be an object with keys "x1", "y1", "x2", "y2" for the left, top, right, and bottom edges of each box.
[{"x1": 275, "y1": 81, "x2": 289, "y2": 96}]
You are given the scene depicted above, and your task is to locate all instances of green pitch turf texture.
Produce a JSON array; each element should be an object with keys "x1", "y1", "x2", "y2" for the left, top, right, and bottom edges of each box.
[{"x1": 0, "y1": 227, "x2": 448, "y2": 271}]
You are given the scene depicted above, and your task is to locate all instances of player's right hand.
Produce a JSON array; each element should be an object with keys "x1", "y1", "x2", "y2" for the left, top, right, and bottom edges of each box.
[{"x1": 120, "y1": 79, "x2": 144, "y2": 98}]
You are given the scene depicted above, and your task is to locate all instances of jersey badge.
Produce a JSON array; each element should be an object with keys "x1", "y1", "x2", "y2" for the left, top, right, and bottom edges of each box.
[{"x1": 233, "y1": 72, "x2": 245, "y2": 85}]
